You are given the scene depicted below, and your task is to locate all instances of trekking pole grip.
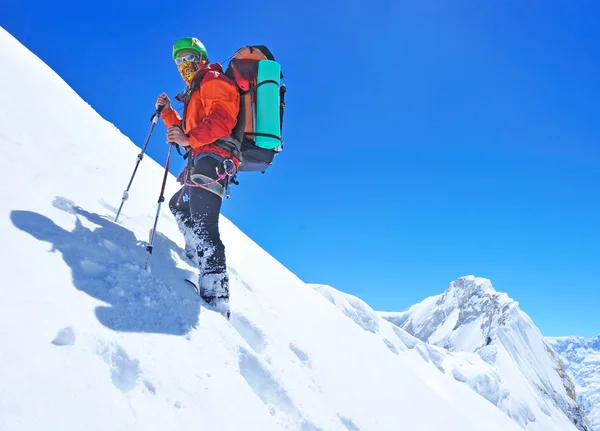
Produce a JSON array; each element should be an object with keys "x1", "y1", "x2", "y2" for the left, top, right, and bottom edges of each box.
[{"x1": 151, "y1": 105, "x2": 165, "y2": 123}]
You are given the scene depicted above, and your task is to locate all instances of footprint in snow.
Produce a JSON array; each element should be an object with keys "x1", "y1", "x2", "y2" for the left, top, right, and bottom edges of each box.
[
  {"x1": 238, "y1": 347, "x2": 301, "y2": 421},
  {"x1": 96, "y1": 342, "x2": 140, "y2": 393},
  {"x1": 237, "y1": 349, "x2": 323, "y2": 429},
  {"x1": 300, "y1": 421, "x2": 324, "y2": 431},
  {"x1": 289, "y1": 343, "x2": 311, "y2": 366},
  {"x1": 51, "y1": 196, "x2": 78, "y2": 214},
  {"x1": 338, "y1": 415, "x2": 361, "y2": 431},
  {"x1": 51, "y1": 326, "x2": 76, "y2": 346},
  {"x1": 144, "y1": 379, "x2": 157, "y2": 395},
  {"x1": 229, "y1": 266, "x2": 253, "y2": 292},
  {"x1": 231, "y1": 314, "x2": 267, "y2": 354}
]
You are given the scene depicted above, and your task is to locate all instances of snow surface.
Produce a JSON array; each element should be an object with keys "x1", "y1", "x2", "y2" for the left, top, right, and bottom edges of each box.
[
  {"x1": 0, "y1": 27, "x2": 528, "y2": 431},
  {"x1": 548, "y1": 336, "x2": 600, "y2": 430},
  {"x1": 380, "y1": 276, "x2": 593, "y2": 431}
]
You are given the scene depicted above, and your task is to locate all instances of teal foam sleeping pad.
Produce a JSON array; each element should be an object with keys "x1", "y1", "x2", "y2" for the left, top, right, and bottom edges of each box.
[{"x1": 255, "y1": 60, "x2": 281, "y2": 150}]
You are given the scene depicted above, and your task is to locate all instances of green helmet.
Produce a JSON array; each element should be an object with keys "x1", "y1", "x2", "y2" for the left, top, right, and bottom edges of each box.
[{"x1": 172, "y1": 37, "x2": 208, "y2": 60}]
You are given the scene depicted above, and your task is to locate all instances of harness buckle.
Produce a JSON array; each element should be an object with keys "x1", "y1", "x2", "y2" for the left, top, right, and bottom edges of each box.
[{"x1": 221, "y1": 158, "x2": 236, "y2": 177}]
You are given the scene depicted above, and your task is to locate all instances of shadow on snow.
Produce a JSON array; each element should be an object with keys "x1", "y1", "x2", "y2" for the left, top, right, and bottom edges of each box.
[{"x1": 10, "y1": 197, "x2": 201, "y2": 335}]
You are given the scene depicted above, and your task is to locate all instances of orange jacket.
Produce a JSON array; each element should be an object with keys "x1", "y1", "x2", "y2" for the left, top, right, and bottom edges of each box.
[{"x1": 161, "y1": 64, "x2": 240, "y2": 161}]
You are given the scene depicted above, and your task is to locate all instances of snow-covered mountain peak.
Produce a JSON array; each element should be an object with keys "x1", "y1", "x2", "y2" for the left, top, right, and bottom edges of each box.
[
  {"x1": 447, "y1": 275, "x2": 497, "y2": 296},
  {"x1": 440, "y1": 275, "x2": 515, "y2": 323},
  {"x1": 381, "y1": 276, "x2": 593, "y2": 431},
  {"x1": 381, "y1": 276, "x2": 517, "y2": 353}
]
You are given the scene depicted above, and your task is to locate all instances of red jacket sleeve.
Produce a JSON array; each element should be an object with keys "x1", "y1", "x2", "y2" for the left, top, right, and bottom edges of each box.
[
  {"x1": 160, "y1": 106, "x2": 182, "y2": 129},
  {"x1": 187, "y1": 73, "x2": 240, "y2": 149}
]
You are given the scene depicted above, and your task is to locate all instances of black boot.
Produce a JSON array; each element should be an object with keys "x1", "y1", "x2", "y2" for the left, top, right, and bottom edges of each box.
[{"x1": 199, "y1": 271, "x2": 230, "y2": 319}]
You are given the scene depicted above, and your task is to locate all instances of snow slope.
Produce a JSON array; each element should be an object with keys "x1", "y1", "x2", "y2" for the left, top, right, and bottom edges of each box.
[
  {"x1": 0, "y1": 27, "x2": 527, "y2": 431},
  {"x1": 548, "y1": 336, "x2": 600, "y2": 430},
  {"x1": 380, "y1": 276, "x2": 593, "y2": 431}
]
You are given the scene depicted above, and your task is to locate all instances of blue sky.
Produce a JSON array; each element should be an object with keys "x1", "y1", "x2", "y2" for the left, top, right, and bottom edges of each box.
[{"x1": 3, "y1": 0, "x2": 599, "y2": 337}]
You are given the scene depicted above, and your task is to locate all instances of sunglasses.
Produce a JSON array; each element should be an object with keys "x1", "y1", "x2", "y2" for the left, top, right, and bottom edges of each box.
[{"x1": 174, "y1": 54, "x2": 203, "y2": 65}]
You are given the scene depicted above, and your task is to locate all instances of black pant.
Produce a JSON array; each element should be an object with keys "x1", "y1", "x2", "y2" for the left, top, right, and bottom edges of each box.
[{"x1": 169, "y1": 156, "x2": 228, "y2": 301}]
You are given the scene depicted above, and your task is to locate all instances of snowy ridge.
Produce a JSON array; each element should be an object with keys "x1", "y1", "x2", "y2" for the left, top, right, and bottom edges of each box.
[
  {"x1": 548, "y1": 336, "x2": 600, "y2": 430},
  {"x1": 0, "y1": 26, "x2": 527, "y2": 431},
  {"x1": 311, "y1": 284, "x2": 536, "y2": 425},
  {"x1": 308, "y1": 284, "x2": 380, "y2": 333},
  {"x1": 380, "y1": 275, "x2": 593, "y2": 431}
]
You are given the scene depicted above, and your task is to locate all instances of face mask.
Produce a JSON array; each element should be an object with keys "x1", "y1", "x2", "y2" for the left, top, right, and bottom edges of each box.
[{"x1": 177, "y1": 59, "x2": 204, "y2": 85}]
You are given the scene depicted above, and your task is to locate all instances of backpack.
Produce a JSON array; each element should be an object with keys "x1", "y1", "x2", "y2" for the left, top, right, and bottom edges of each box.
[{"x1": 225, "y1": 45, "x2": 286, "y2": 173}]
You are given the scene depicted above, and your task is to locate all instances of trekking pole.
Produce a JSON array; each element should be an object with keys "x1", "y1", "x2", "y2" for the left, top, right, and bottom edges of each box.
[
  {"x1": 114, "y1": 105, "x2": 164, "y2": 223},
  {"x1": 145, "y1": 142, "x2": 175, "y2": 271}
]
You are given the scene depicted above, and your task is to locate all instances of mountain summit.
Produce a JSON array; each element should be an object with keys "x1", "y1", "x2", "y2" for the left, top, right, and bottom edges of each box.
[
  {"x1": 381, "y1": 275, "x2": 593, "y2": 431},
  {"x1": 382, "y1": 275, "x2": 515, "y2": 352}
]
